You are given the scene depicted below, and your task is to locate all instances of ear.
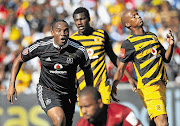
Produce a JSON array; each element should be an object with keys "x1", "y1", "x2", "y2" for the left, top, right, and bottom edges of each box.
[
  {"x1": 125, "y1": 22, "x2": 131, "y2": 28},
  {"x1": 51, "y1": 30, "x2": 54, "y2": 36},
  {"x1": 98, "y1": 99, "x2": 103, "y2": 108}
]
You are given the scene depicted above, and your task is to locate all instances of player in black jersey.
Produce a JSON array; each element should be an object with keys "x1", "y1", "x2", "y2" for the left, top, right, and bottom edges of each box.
[
  {"x1": 112, "y1": 10, "x2": 174, "y2": 126},
  {"x1": 7, "y1": 20, "x2": 93, "y2": 126}
]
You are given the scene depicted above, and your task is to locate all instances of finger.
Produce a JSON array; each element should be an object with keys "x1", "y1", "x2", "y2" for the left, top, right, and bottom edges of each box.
[
  {"x1": 10, "y1": 96, "x2": 13, "y2": 104},
  {"x1": 15, "y1": 91, "x2": 17, "y2": 100}
]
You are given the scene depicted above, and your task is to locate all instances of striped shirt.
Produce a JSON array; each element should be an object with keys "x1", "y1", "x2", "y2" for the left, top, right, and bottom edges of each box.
[{"x1": 120, "y1": 32, "x2": 168, "y2": 89}]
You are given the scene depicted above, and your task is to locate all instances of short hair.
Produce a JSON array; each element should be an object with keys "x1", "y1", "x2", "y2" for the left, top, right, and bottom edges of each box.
[
  {"x1": 51, "y1": 19, "x2": 69, "y2": 30},
  {"x1": 79, "y1": 87, "x2": 101, "y2": 102},
  {"x1": 73, "y1": 7, "x2": 90, "y2": 21}
]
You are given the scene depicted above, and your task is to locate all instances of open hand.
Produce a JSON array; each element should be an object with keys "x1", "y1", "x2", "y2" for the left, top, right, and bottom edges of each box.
[
  {"x1": 166, "y1": 30, "x2": 174, "y2": 46},
  {"x1": 7, "y1": 85, "x2": 17, "y2": 104},
  {"x1": 111, "y1": 81, "x2": 120, "y2": 102}
]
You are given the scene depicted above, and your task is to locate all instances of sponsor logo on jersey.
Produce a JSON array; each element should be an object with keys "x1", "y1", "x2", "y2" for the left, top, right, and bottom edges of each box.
[
  {"x1": 66, "y1": 56, "x2": 73, "y2": 64},
  {"x1": 120, "y1": 48, "x2": 125, "y2": 58},
  {"x1": 87, "y1": 48, "x2": 94, "y2": 56},
  {"x1": 151, "y1": 47, "x2": 157, "y2": 56},
  {"x1": 54, "y1": 64, "x2": 63, "y2": 70},
  {"x1": 94, "y1": 37, "x2": 102, "y2": 44},
  {"x1": 22, "y1": 48, "x2": 29, "y2": 55},
  {"x1": 50, "y1": 70, "x2": 67, "y2": 74}
]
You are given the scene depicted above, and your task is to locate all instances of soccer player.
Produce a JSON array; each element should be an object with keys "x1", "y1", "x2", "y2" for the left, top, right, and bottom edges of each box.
[
  {"x1": 6, "y1": 20, "x2": 93, "y2": 126},
  {"x1": 71, "y1": 7, "x2": 137, "y2": 107},
  {"x1": 112, "y1": 10, "x2": 174, "y2": 126},
  {"x1": 77, "y1": 86, "x2": 142, "y2": 126}
]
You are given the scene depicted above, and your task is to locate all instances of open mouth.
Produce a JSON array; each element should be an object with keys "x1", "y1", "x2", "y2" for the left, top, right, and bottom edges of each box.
[
  {"x1": 61, "y1": 38, "x2": 66, "y2": 43},
  {"x1": 78, "y1": 26, "x2": 84, "y2": 30}
]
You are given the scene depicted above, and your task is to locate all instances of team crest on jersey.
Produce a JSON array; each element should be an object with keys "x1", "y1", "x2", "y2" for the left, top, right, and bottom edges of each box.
[
  {"x1": 151, "y1": 47, "x2": 157, "y2": 55},
  {"x1": 22, "y1": 48, "x2": 29, "y2": 55},
  {"x1": 87, "y1": 48, "x2": 94, "y2": 56},
  {"x1": 152, "y1": 35, "x2": 158, "y2": 41},
  {"x1": 45, "y1": 99, "x2": 51, "y2": 105},
  {"x1": 155, "y1": 104, "x2": 161, "y2": 111},
  {"x1": 66, "y1": 57, "x2": 73, "y2": 64},
  {"x1": 54, "y1": 64, "x2": 63, "y2": 70},
  {"x1": 94, "y1": 37, "x2": 102, "y2": 44}
]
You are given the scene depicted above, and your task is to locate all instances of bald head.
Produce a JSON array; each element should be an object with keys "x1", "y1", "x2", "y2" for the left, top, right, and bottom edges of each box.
[
  {"x1": 79, "y1": 87, "x2": 101, "y2": 102},
  {"x1": 121, "y1": 10, "x2": 143, "y2": 29}
]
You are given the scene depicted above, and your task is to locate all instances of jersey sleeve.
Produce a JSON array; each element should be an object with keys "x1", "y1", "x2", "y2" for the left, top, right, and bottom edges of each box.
[
  {"x1": 78, "y1": 46, "x2": 91, "y2": 69},
  {"x1": 21, "y1": 40, "x2": 40, "y2": 62},
  {"x1": 119, "y1": 40, "x2": 135, "y2": 63},
  {"x1": 104, "y1": 31, "x2": 113, "y2": 54}
]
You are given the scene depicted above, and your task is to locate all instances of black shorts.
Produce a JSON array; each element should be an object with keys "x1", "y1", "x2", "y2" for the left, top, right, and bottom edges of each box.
[{"x1": 36, "y1": 84, "x2": 77, "y2": 125}]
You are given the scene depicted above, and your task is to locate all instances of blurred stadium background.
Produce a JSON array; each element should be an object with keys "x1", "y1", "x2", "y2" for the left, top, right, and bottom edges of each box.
[{"x1": 0, "y1": 0, "x2": 180, "y2": 126}]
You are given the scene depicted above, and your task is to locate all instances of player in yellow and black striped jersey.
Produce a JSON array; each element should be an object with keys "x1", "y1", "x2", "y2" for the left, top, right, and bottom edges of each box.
[
  {"x1": 121, "y1": 31, "x2": 168, "y2": 89},
  {"x1": 112, "y1": 10, "x2": 174, "y2": 126},
  {"x1": 71, "y1": 7, "x2": 137, "y2": 116}
]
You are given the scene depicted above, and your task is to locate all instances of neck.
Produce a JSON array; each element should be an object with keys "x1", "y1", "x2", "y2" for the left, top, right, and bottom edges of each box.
[
  {"x1": 131, "y1": 27, "x2": 145, "y2": 35},
  {"x1": 80, "y1": 27, "x2": 93, "y2": 35}
]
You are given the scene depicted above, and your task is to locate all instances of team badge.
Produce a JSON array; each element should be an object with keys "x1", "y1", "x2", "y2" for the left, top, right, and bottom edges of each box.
[
  {"x1": 155, "y1": 104, "x2": 161, "y2": 111},
  {"x1": 66, "y1": 57, "x2": 73, "y2": 64},
  {"x1": 94, "y1": 37, "x2": 102, "y2": 44},
  {"x1": 152, "y1": 35, "x2": 158, "y2": 41},
  {"x1": 120, "y1": 48, "x2": 125, "y2": 58},
  {"x1": 151, "y1": 47, "x2": 157, "y2": 55},
  {"x1": 22, "y1": 48, "x2": 29, "y2": 55},
  {"x1": 87, "y1": 48, "x2": 94, "y2": 57},
  {"x1": 54, "y1": 64, "x2": 63, "y2": 70},
  {"x1": 45, "y1": 99, "x2": 51, "y2": 105}
]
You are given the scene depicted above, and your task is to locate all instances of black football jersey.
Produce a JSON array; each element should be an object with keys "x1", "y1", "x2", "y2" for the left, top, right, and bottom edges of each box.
[{"x1": 21, "y1": 36, "x2": 90, "y2": 95}]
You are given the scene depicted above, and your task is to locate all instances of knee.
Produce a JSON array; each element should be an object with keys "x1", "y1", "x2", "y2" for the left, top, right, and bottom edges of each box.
[
  {"x1": 154, "y1": 115, "x2": 168, "y2": 126},
  {"x1": 52, "y1": 115, "x2": 65, "y2": 126}
]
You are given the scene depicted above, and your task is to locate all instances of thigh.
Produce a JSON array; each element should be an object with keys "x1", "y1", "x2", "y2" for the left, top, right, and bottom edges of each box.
[{"x1": 36, "y1": 84, "x2": 63, "y2": 113}]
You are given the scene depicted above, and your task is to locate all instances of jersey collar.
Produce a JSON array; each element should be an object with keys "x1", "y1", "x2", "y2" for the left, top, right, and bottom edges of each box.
[{"x1": 52, "y1": 38, "x2": 69, "y2": 49}]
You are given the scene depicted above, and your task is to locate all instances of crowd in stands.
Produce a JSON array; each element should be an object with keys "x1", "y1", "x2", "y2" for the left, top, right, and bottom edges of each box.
[{"x1": 0, "y1": 0, "x2": 180, "y2": 93}]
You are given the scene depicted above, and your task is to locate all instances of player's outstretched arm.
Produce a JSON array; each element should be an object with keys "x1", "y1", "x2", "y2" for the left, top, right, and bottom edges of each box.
[
  {"x1": 7, "y1": 54, "x2": 24, "y2": 104},
  {"x1": 111, "y1": 62, "x2": 127, "y2": 102}
]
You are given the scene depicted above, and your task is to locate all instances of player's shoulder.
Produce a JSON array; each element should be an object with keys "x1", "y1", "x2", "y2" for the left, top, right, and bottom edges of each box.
[
  {"x1": 77, "y1": 118, "x2": 89, "y2": 126},
  {"x1": 146, "y1": 31, "x2": 157, "y2": 37},
  {"x1": 108, "y1": 103, "x2": 131, "y2": 113},
  {"x1": 68, "y1": 38, "x2": 83, "y2": 46},
  {"x1": 35, "y1": 36, "x2": 53, "y2": 45},
  {"x1": 71, "y1": 31, "x2": 79, "y2": 38}
]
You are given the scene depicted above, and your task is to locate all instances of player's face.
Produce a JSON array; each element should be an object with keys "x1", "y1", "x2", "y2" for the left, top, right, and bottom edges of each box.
[
  {"x1": 125, "y1": 10, "x2": 143, "y2": 28},
  {"x1": 79, "y1": 95, "x2": 103, "y2": 122},
  {"x1": 73, "y1": 12, "x2": 90, "y2": 34},
  {"x1": 51, "y1": 21, "x2": 69, "y2": 47}
]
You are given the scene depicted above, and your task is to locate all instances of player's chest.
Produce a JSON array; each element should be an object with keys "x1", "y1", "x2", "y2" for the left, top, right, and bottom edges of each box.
[{"x1": 40, "y1": 50, "x2": 78, "y2": 68}]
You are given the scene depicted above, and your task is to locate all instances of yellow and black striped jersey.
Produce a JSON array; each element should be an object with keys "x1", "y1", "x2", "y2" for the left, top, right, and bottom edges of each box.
[
  {"x1": 71, "y1": 28, "x2": 111, "y2": 91},
  {"x1": 120, "y1": 32, "x2": 168, "y2": 89}
]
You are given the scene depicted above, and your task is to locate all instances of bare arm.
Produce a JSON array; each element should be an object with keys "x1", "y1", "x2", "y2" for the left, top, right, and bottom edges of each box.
[
  {"x1": 7, "y1": 54, "x2": 24, "y2": 104},
  {"x1": 83, "y1": 67, "x2": 93, "y2": 87},
  {"x1": 111, "y1": 62, "x2": 127, "y2": 102}
]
